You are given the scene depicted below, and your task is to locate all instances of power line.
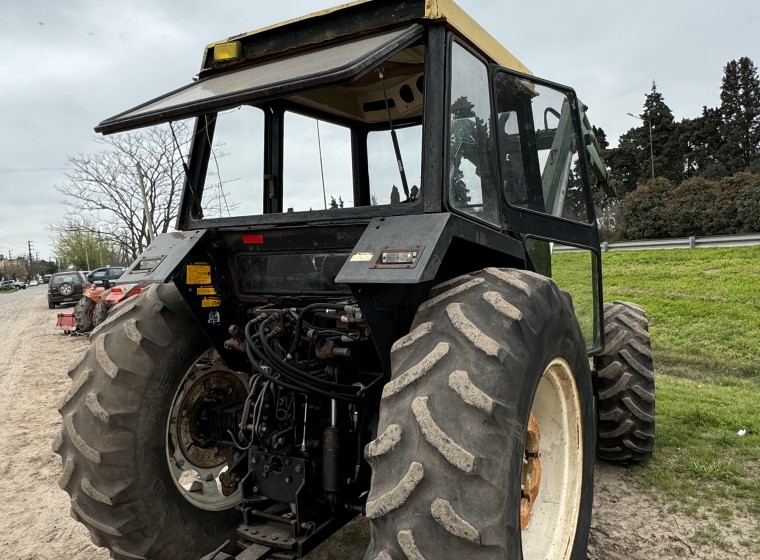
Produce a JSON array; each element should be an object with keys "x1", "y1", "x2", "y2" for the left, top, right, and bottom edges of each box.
[{"x1": 0, "y1": 167, "x2": 69, "y2": 173}]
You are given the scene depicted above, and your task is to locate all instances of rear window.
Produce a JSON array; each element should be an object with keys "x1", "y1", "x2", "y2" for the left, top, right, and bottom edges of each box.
[{"x1": 52, "y1": 274, "x2": 81, "y2": 285}]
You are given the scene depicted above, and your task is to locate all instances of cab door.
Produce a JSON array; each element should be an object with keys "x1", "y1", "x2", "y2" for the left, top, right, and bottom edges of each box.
[{"x1": 491, "y1": 70, "x2": 603, "y2": 351}]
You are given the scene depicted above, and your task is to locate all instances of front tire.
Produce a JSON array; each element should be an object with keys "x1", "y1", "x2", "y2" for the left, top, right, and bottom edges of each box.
[
  {"x1": 54, "y1": 283, "x2": 239, "y2": 560},
  {"x1": 364, "y1": 268, "x2": 594, "y2": 560},
  {"x1": 594, "y1": 301, "x2": 655, "y2": 463}
]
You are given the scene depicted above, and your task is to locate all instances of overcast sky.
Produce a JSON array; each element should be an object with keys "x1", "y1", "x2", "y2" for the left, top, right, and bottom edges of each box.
[{"x1": 1, "y1": 0, "x2": 758, "y2": 261}]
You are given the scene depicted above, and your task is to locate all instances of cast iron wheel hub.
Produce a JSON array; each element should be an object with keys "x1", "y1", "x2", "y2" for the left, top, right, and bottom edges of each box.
[{"x1": 166, "y1": 350, "x2": 248, "y2": 511}]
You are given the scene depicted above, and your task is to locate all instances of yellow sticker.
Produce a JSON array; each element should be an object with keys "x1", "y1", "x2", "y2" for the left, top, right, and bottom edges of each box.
[
  {"x1": 197, "y1": 286, "x2": 217, "y2": 296},
  {"x1": 186, "y1": 264, "x2": 211, "y2": 285},
  {"x1": 350, "y1": 252, "x2": 374, "y2": 262},
  {"x1": 201, "y1": 297, "x2": 222, "y2": 308}
]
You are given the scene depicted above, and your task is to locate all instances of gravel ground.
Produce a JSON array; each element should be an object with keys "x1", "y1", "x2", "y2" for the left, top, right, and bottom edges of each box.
[{"x1": 0, "y1": 288, "x2": 752, "y2": 559}]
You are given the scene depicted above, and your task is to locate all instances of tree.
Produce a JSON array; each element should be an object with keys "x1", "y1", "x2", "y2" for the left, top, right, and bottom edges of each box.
[
  {"x1": 642, "y1": 82, "x2": 684, "y2": 183},
  {"x1": 605, "y1": 127, "x2": 645, "y2": 198},
  {"x1": 592, "y1": 126, "x2": 609, "y2": 150},
  {"x1": 608, "y1": 83, "x2": 684, "y2": 195},
  {"x1": 55, "y1": 123, "x2": 190, "y2": 262},
  {"x1": 53, "y1": 219, "x2": 121, "y2": 270},
  {"x1": 390, "y1": 185, "x2": 400, "y2": 204},
  {"x1": 719, "y1": 57, "x2": 760, "y2": 174},
  {"x1": 680, "y1": 107, "x2": 725, "y2": 178}
]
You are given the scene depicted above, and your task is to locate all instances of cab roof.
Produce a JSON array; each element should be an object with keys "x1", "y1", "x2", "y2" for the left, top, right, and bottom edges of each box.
[{"x1": 201, "y1": 0, "x2": 531, "y2": 76}]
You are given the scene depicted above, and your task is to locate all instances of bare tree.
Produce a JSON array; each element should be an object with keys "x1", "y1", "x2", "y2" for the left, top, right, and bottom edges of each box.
[{"x1": 55, "y1": 122, "x2": 191, "y2": 262}]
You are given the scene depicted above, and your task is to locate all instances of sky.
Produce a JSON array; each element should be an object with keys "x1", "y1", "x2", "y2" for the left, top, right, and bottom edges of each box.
[{"x1": 1, "y1": 0, "x2": 758, "y2": 261}]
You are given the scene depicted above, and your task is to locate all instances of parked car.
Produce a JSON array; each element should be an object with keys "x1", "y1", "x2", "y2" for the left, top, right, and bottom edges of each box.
[
  {"x1": 48, "y1": 271, "x2": 88, "y2": 308},
  {"x1": 42, "y1": 274, "x2": 52, "y2": 284},
  {"x1": 13, "y1": 280, "x2": 26, "y2": 290},
  {"x1": 86, "y1": 265, "x2": 126, "y2": 287},
  {"x1": 0, "y1": 280, "x2": 14, "y2": 291},
  {"x1": 29, "y1": 280, "x2": 39, "y2": 286}
]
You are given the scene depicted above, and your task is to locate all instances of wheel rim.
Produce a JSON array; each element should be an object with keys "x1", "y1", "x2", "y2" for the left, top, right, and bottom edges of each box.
[
  {"x1": 521, "y1": 358, "x2": 583, "y2": 560},
  {"x1": 59, "y1": 283, "x2": 73, "y2": 296},
  {"x1": 166, "y1": 349, "x2": 248, "y2": 511}
]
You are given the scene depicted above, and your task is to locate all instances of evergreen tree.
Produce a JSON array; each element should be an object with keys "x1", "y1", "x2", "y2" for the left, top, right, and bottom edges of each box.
[
  {"x1": 390, "y1": 185, "x2": 400, "y2": 204},
  {"x1": 592, "y1": 126, "x2": 609, "y2": 150},
  {"x1": 642, "y1": 81, "x2": 684, "y2": 183},
  {"x1": 680, "y1": 107, "x2": 725, "y2": 178},
  {"x1": 605, "y1": 128, "x2": 644, "y2": 198},
  {"x1": 719, "y1": 57, "x2": 760, "y2": 174},
  {"x1": 329, "y1": 196, "x2": 338, "y2": 209}
]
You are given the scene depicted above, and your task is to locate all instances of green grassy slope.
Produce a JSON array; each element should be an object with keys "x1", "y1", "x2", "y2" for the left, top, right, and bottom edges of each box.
[{"x1": 555, "y1": 246, "x2": 760, "y2": 540}]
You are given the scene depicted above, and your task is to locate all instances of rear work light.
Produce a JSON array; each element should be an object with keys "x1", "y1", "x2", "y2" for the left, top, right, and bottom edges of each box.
[{"x1": 213, "y1": 41, "x2": 241, "y2": 63}]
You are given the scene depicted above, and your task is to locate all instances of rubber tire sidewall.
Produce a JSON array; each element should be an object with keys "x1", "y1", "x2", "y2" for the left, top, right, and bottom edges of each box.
[
  {"x1": 594, "y1": 301, "x2": 655, "y2": 463},
  {"x1": 364, "y1": 270, "x2": 594, "y2": 560},
  {"x1": 128, "y1": 317, "x2": 238, "y2": 557},
  {"x1": 57, "y1": 283, "x2": 238, "y2": 559}
]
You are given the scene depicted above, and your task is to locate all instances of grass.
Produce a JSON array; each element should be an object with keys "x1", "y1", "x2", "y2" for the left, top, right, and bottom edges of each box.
[
  {"x1": 557, "y1": 246, "x2": 760, "y2": 541},
  {"x1": 601, "y1": 246, "x2": 760, "y2": 380}
]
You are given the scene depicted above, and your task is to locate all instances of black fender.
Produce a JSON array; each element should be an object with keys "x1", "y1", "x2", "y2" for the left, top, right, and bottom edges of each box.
[
  {"x1": 335, "y1": 213, "x2": 524, "y2": 285},
  {"x1": 115, "y1": 230, "x2": 208, "y2": 286}
]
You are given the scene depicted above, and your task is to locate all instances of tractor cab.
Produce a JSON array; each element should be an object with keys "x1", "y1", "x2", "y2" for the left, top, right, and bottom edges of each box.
[{"x1": 103, "y1": 0, "x2": 608, "y2": 352}]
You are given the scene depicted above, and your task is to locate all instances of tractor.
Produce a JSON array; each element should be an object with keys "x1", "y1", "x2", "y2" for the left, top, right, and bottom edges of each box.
[{"x1": 55, "y1": 1, "x2": 655, "y2": 559}]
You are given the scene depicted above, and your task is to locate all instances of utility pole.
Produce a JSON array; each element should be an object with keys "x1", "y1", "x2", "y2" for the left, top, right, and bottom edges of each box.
[{"x1": 28, "y1": 241, "x2": 34, "y2": 279}]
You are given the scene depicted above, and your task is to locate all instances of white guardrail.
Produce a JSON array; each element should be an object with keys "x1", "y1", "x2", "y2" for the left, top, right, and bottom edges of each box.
[{"x1": 553, "y1": 233, "x2": 760, "y2": 252}]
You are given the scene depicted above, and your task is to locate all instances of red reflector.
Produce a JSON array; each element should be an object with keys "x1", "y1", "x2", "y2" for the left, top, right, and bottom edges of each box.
[{"x1": 243, "y1": 234, "x2": 264, "y2": 245}]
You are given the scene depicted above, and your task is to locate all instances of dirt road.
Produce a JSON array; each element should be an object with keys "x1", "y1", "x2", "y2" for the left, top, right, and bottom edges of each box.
[{"x1": 0, "y1": 288, "x2": 747, "y2": 559}]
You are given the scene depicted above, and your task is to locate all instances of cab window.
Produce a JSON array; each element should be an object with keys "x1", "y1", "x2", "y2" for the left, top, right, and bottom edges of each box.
[
  {"x1": 494, "y1": 73, "x2": 592, "y2": 223},
  {"x1": 447, "y1": 42, "x2": 499, "y2": 226}
]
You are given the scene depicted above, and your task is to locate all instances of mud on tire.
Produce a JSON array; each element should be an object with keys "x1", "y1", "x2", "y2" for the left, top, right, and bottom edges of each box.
[
  {"x1": 594, "y1": 301, "x2": 655, "y2": 463},
  {"x1": 53, "y1": 283, "x2": 238, "y2": 560},
  {"x1": 363, "y1": 268, "x2": 595, "y2": 560},
  {"x1": 92, "y1": 296, "x2": 110, "y2": 328},
  {"x1": 74, "y1": 297, "x2": 95, "y2": 333}
]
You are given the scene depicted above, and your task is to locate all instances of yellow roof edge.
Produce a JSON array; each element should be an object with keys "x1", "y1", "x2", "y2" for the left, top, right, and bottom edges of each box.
[
  {"x1": 425, "y1": 0, "x2": 532, "y2": 75},
  {"x1": 204, "y1": 0, "x2": 531, "y2": 75},
  {"x1": 204, "y1": 0, "x2": 375, "y2": 51}
]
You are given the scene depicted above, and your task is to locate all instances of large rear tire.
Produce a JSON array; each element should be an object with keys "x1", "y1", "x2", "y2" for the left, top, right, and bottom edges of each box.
[
  {"x1": 363, "y1": 268, "x2": 594, "y2": 560},
  {"x1": 54, "y1": 283, "x2": 240, "y2": 560},
  {"x1": 594, "y1": 301, "x2": 655, "y2": 463}
]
